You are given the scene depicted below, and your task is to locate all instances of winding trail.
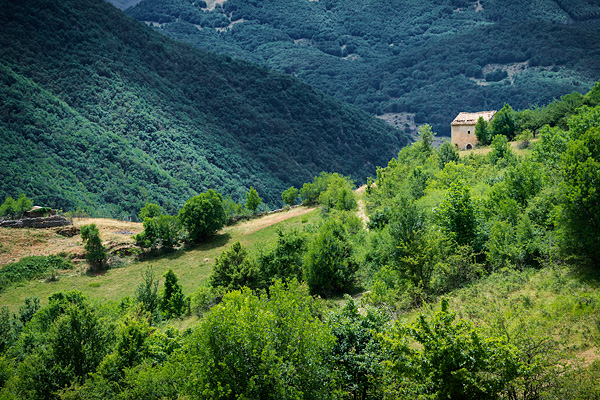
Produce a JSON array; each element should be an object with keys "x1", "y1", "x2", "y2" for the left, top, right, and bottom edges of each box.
[{"x1": 355, "y1": 185, "x2": 369, "y2": 229}]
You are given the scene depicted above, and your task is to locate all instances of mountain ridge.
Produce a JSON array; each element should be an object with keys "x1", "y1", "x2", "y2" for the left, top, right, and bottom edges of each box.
[
  {"x1": 0, "y1": 0, "x2": 409, "y2": 217},
  {"x1": 123, "y1": 0, "x2": 600, "y2": 135}
]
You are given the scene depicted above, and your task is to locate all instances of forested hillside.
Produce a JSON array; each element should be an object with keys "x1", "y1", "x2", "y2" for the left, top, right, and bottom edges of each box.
[
  {"x1": 0, "y1": 0, "x2": 409, "y2": 218},
  {"x1": 124, "y1": 0, "x2": 600, "y2": 134},
  {"x1": 1, "y1": 81, "x2": 599, "y2": 400}
]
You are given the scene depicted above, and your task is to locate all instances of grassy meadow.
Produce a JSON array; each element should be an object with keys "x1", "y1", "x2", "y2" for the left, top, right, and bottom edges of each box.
[{"x1": 0, "y1": 206, "x2": 318, "y2": 311}]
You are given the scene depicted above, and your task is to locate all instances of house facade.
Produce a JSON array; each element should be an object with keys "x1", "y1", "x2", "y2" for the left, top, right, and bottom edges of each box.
[{"x1": 451, "y1": 110, "x2": 496, "y2": 150}]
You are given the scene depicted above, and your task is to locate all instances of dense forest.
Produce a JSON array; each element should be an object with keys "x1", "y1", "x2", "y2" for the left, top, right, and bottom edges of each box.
[
  {"x1": 1, "y1": 80, "x2": 599, "y2": 399},
  {"x1": 124, "y1": 0, "x2": 600, "y2": 135},
  {"x1": 0, "y1": 0, "x2": 409, "y2": 219}
]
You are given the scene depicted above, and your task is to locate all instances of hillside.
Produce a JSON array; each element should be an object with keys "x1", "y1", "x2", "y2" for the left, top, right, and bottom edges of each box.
[
  {"x1": 0, "y1": 83, "x2": 599, "y2": 398},
  {"x1": 123, "y1": 0, "x2": 600, "y2": 135},
  {"x1": 0, "y1": 0, "x2": 409, "y2": 218}
]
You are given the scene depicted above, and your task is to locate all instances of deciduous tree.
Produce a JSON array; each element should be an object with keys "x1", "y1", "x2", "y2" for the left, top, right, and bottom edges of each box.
[
  {"x1": 178, "y1": 190, "x2": 227, "y2": 242},
  {"x1": 245, "y1": 186, "x2": 262, "y2": 214}
]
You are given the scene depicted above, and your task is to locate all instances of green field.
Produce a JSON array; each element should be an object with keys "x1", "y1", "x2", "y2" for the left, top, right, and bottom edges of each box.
[{"x1": 0, "y1": 207, "x2": 319, "y2": 311}]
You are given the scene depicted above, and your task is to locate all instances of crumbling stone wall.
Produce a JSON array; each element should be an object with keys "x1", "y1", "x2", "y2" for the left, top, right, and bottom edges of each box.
[{"x1": 0, "y1": 215, "x2": 71, "y2": 228}]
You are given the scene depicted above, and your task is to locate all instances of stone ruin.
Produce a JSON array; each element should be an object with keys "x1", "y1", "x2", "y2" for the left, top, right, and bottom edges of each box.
[{"x1": 0, "y1": 207, "x2": 71, "y2": 229}]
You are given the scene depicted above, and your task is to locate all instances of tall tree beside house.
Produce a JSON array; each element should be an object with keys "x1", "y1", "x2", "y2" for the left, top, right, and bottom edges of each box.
[{"x1": 475, "y1": 116, "x2": 491, "y2": 145}]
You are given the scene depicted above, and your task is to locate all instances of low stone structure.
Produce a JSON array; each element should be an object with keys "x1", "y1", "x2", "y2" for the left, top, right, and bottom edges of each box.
[
  {"x1": 24, "y1": 206, "x2": 57, "y2": 218},
  {"x1": 451, "y1": 110, "x2": 496, "y2": 150},
  {"x1": 0, "y1": 215, "x2": 72, "y2": 228}
]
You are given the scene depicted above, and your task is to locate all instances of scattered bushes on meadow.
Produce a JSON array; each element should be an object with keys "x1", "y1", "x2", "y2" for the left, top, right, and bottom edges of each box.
[{"x1": 0, "y1": 256, "x2": 73, "y2": 292}]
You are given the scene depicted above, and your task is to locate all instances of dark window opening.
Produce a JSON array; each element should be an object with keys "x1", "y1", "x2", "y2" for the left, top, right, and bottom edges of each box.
[{"x1": 466, "y1": 144, "x2": 473, "y2": 150}]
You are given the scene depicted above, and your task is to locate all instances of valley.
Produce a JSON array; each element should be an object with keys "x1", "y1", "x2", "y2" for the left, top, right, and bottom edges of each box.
[{"x1": 0, "y1": 0, "x2": 599, "y2": 398}]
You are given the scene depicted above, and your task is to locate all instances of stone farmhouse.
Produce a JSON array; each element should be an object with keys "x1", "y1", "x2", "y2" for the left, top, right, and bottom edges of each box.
[{"x1": 451, "y1": 110, "x2": 496, "y2": 150}]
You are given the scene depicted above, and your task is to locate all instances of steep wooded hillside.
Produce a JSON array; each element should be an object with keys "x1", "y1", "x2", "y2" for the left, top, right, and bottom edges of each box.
[
  {"x1": 0, "y1": 0, "x2": 409, "y2": 218},
  {"x1": 124, "y1": 0, "x2": 600, "y2": 135}
]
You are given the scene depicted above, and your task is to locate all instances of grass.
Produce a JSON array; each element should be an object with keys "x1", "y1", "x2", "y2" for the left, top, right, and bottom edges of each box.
[
  {"x1": 0, "y1": 206, "x2": 319, "y2": 311},
  {"x1": 459, "y1": 138, "x2": 539, "y2": 158},
  {"x1": 402, "y1": 264, "x2": 600, "y2": 362}
]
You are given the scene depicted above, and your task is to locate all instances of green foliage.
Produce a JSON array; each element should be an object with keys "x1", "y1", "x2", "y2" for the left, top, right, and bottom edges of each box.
[
  {"x1": 7, "y1": 291, "x2": 111, "y2": 399},
  {"x1": 18, "y1": 297, "x2": 40, "y2": 327},
  {"x1": 281, "y1": 186, "x2": 298, "y2": 207},
  {"x1": 558, "y1": 125, "x2": 600, "y2": 264},
  {"x1": 435, "y1": 181, "x2": 478, "y2": 247},
  {"x1": 300, "y1": 172, "x2": 355, "y2": 207},
  {"x1": 245, "y1": 186, "x2": 262, "y2": 214},
  {"x1": 0, "y1": 0, "x2": 409, "y2": 216},
  {"x1": 318, "y1": 174, "x2": 357, "y2": 211},
  {"x1": 416, "y1": 124, "x2": 435, "y2": 156},
  {"x1": 474, "y1": 116, "x2": 491, "y2": 145},
  {"x1": 303, "y1": 218, "x2": 358, "y2": 296},
  {"x1": 0, "y1": 194, "x2": 33, "y2": 218},
  {"x1": 127, "y1": 0, "x2": 600, "y2": 137},
  {"x1": 0, "y1": 306, "x2": 17, "y2": 354},
  {"x1": 134, "y1": 214, "x2": 181, "y2": 250},
  {"x1": 182, "y1": 280, "x2": 336, "y2": 399},
  {"x1": 484, "y1": 69, "x2": 508, "y2": 82},
  {"x1": 504, "y1": 160, "x2": 545, "y2": 207},
  {"x1": 178, "y1": 190, "x2": 227, "y2": 242},
  {"x1": 490, "y1": 103, "x2": 517, "y2": 140},
  {"x1": 258, "y1": 228, "x2": 306, "y2": 283},
  {"x1": 0, "y1": 256, "x2": 73, "y2": 292},
  {"x1": 138, "y1": 203, "x2": 161, "y2": 221},
  {"x1": 160, "y1": 269, "x2": 186, "y2": 319},
  {"x1": 327, "y1": 297, "x2": 390, "y2": 400},
  {"x1": 135, "y1": 266, "x2": 160, "y2": 316},
  {"x1": 431, "y1": 245, "x2": 484, "y2": 294},
  {"x1": 209, "y1": 241, "x2": 261, "y2": 291},
  {"x1": 436, "y1": 140, "x2": 459, "y2": 168},
  {"x1": 382, "y1": 299, "x2": 521, "y2": 400},
  {"x1": 81, "y1": 224, "x2": 108, "y2": 272},
  {"x1": 489, "y1": 134, "x2": 512, "y2": 164}
]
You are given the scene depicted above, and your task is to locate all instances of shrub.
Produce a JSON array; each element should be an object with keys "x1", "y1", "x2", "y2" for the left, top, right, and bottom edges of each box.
[
  {"x1": 81, "y1": 224, "x2": 108, "y2": 272},
  {"x1": 0, "y1": 256, "x2": 73, "y2": 292},
  {"x1": 303, "y1": 218, "x2": 358, "y2": 296},
  {"x1": 135, "y1": 266, "x2": 160, "y2": 316},
  {"x1": 258, "y1": 228, "x2": 306, "y2": 283},
  {"x1": 0, "y1": 194, "x2": 33, "y2": 218},
  {"x1": 135, "y1": 215, "x2": 181, "y2": 250},
  {"x1": 210, "y1": 241, "x2": 261, "y2": 291},
  {"x1": 160, "y1": 269, "x2": 186, "y2": 319},
  {"x1": 245, "y1": 186, "x2": 262, "y2": 214}
]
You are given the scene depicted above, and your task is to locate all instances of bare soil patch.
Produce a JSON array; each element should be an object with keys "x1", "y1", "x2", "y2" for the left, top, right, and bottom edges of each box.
[
  {"x1": 377, "y1": 112, "x2": 416, "y2": 131},
  {"x1": 204, "y1": 0, "x2": 227, "y2": 11},
  {"x1": 0, "y1": 218, "x2": 141, "y2": 267}
]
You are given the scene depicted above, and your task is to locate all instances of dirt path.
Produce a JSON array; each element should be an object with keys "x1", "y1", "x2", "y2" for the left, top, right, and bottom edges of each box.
[
  {"x1": 355, "y1": 185, "x2": 369, "y2": 229},
  {"x1": 226, "y1": 206, "x2": 316, "y2": 236}
]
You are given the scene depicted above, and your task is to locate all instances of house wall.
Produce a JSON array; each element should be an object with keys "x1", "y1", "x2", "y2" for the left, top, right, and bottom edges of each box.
[{"x1": 451, "y1": 124, "x2": 478, "y2": 150}]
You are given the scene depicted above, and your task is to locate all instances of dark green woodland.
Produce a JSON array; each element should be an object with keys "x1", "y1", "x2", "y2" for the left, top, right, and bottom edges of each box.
[
  {"x1": 125, "y1": 0, "x2": 600, "y2": 135},
  {"x1": 0, "y1": 0, "x2": 409, "y2": 218}
]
